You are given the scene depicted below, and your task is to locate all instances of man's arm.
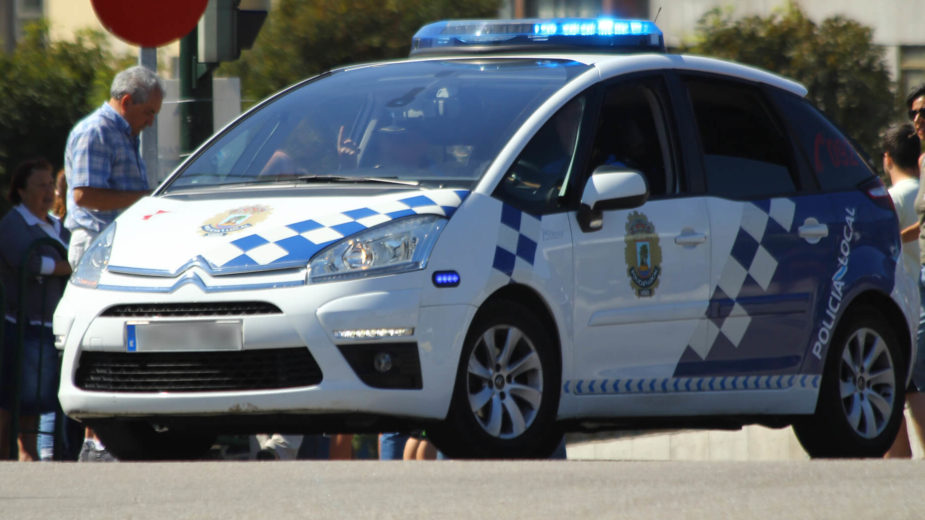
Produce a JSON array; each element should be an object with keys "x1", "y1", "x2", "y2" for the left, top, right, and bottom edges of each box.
[
  {"x1": 72, "y1": 186, "x2": 149, "y2": 211},
  {"x1": 901, "y1": 222, "x2": 920, "y2": 243}
]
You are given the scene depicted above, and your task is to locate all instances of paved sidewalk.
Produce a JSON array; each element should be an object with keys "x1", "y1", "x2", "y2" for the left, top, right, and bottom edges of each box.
[
  {"x1": 566, "y1": 425, "x2": 809, "y2": 461},
  {"x1": 567, "y1": 411, "x2": 925, "y2": 460}
]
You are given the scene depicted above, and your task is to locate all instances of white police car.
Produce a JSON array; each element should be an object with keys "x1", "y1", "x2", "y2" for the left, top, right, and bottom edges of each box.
[{"x1": 54, "y1": 18, "x2": 918, "y2": 459}]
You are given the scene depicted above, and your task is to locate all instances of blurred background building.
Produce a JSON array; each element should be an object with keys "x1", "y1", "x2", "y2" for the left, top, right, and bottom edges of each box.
[
  {"x1": 2, "y1": 0, "x2": 923, "y2": 93},
  {"x1": 1, "y1": 0, "x2": 923, "y2": 183}
]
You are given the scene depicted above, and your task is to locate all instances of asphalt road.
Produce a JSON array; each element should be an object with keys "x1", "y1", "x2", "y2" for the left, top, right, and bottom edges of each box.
[{"x1": 1, "y1": 459, "x2": 923, "y2": 519}]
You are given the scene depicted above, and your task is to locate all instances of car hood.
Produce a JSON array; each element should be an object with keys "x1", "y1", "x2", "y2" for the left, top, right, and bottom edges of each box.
[{"x1": 107, "y1": 188, "x2": 469, "y2": 276}]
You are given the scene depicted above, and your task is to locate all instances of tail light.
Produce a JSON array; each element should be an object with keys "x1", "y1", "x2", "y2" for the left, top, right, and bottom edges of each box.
[{"x1": 860, "y1": 177, "x2": 895, "y2": 212}]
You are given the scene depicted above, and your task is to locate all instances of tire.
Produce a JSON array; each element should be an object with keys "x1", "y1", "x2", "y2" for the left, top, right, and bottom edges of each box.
[
  {"x1": 793, "y1": 305, "x2": 905, "y2": 458},
  {"x1": 430, "y1": 300, "x2": 562, "y2": 459},
  {"x1": 91, "y1": 420, "x2": 217, "y2": 461}
]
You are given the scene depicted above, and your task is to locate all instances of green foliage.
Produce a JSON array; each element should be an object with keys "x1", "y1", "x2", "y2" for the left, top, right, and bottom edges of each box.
[
  {"x1": 0, "y1": 21, "x2": 132, "y2": 215},
  {"x1": 219, "y1": 0, "x2": 501, "y2": 105},
  {"x1": 683, "y1": 1, "x2": 894, "y2": 161}
]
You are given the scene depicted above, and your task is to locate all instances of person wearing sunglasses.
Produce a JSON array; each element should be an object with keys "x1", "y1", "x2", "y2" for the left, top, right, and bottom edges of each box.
[{"x1": 889, "y1": 87, "x2": 925, "y2": 458}]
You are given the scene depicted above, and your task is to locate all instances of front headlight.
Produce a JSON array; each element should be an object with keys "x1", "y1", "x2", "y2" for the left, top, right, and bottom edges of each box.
[
  {"x1": 309, "y1": 214, "x2": 446, "y2": 283},
  {"x1": 70, "y1": 223, "x2": 116, "y2": 288}
]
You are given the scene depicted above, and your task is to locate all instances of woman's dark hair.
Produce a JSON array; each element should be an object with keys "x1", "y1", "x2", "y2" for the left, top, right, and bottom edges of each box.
[
  {"x1": 7, "y1": 157, "x2": 53, "y2": 204},
  {"x1": 907, "y1": 84, "x2": 925, "y2": 109}
]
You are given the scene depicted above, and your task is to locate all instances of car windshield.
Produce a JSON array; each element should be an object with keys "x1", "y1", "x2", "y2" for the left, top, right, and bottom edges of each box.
[{"x1": 162, "y1": 58, "x2": 590, "y2": 193}]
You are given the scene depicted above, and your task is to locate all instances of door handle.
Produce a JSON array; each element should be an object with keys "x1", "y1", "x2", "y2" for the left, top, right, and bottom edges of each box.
[
  {"x1": 674, "y1": 229, "x2": 707, "y2": 246},
  {"x1": 798, "y1": 218, "x2": 828, "y2": 244}
]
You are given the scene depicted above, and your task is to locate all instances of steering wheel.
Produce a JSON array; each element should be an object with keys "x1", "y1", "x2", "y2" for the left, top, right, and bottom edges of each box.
[{"x1": 505, "y1": 159, "x2": 562, "y2": 204}]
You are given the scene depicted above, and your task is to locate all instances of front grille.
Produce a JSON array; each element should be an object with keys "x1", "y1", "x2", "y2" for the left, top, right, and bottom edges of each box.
[
  {"x1": 75, "y1": 347, "x2": 322, "y2": 392},
  {"x1": 100, "y1": 301, "x2": 282, "y2": 318}
]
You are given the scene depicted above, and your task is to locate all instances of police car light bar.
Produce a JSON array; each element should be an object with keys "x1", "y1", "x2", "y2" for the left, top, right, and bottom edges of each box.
[{"x1": 410, "y1": 18, "x2": 665, "y2": 56}]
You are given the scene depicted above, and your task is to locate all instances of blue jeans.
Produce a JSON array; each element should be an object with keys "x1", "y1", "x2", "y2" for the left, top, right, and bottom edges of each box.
[
  {"x1": 296, "y1": 435, "x2": 330, "y2": 459},
  {"x1": 378, "y1": 432, "x2": 408, "y2": 460},
  {"x1": 1, "y1": 323, "x2": 58, "y2": 414},
  {"x1": 914, "y1": 267, "x2": 925, "y2": 391}
]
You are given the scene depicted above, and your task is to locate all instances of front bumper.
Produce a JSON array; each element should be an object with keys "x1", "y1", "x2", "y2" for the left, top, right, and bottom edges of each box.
[{"x1": 55, "y1": 276, "x2": 475, "y2": 423}]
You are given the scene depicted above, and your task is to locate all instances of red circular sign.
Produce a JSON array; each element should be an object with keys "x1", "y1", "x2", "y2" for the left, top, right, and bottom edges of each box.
[{"x1": 91, "y1": 0, "x2": 209, "y2": 48}]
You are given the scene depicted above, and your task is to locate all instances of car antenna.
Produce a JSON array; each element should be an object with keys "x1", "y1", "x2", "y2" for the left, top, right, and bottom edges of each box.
[{"x1": 654, "y1": 5, "x2": 662, "y2": 23}]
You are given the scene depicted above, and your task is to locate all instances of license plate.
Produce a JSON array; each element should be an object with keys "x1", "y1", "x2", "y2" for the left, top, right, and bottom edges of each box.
[{"x1": 125, "y1": 320, "x2": 243, "y2": 352}]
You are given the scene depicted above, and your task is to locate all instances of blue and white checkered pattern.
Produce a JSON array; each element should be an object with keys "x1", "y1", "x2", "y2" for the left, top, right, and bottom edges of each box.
[
  {"x1": 202, "y1": 190, "x2": 468, "y2": 270},
  {"x1": 564, "y1": 374, "x2": 819, "y2": 395},
  {"x1": 492, "y1": 204, "x2": 542, "y2": 279},
  {"x1": 682, "y1": 199, "x2": 796, "y2": 363}
]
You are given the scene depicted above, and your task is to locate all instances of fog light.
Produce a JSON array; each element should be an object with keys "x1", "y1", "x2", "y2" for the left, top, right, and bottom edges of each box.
[
  {"x1": 337, "y1": 342, "x2": 422, "y2": 389},
  {"x1": 373, "y1": 352, "x2": 393, "y2": 373}
]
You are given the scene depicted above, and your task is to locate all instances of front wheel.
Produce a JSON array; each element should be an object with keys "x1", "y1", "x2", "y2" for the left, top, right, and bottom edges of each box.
[
  {"x1": 91, "y1": 420, "x2": 217, "y2": 461},
  {"x1": 430, "y1": 300, "x2": 562, "y2": 459},
  {"x1": 793, "y1": 306, "x2": 905, "y2": 458}
]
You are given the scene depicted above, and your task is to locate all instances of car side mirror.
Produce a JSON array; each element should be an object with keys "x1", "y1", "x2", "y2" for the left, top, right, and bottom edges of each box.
[{"x1": 577, "y1": 167, "x2": 649, "y2": 232}]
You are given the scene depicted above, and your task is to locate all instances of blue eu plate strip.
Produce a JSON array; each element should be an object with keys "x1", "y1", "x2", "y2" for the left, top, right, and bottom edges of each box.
[{"x1": 126, "y1": 324, "x2": 137, "y2": 352}]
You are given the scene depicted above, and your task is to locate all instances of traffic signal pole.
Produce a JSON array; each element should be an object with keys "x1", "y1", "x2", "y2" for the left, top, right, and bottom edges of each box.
[
  {"x1": 138, "y1": 48, "x2": 159, "y2": 180},
  {"x1": 179, "y1": 28, "x2": 214, "y2": 156}
]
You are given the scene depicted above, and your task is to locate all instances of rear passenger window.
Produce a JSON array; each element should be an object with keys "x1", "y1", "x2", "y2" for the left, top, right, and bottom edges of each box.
[
  {"x1": 769, "y1": 91, "x2": 873, "y2": 191},
  {"x1": 684, "y1": 78, "x2": 797, "y2": 199}
]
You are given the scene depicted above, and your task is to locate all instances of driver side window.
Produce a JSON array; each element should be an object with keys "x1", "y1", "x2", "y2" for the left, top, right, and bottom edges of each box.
[
  {"x1": 494, "y1": 97, "x2": 585, "y2": 214},
  {"x1": 586, "y1": 79, "x2": 673, "y2": 197}
]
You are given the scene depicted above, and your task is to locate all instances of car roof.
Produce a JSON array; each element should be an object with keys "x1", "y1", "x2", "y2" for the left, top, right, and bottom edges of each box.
[{"x1": 344, "y1": 52, "x2": 808, "y2": 99}]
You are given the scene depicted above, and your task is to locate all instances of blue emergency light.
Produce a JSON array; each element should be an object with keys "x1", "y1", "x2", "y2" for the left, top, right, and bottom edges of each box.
[{"x1": 410, "y1": 18, "x2": 665, "y2": 56}]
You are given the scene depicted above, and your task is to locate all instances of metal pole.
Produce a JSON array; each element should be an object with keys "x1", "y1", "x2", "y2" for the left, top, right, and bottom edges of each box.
[
  {"x1": 139, "y1": 48, "x2": 159, "y2": 186},
  {"x1": 180, "y1": 31, "x2": 195, "y2": 156},
  {"x1": 180, "y1": 28, "x2": 215, "y2": 156}
]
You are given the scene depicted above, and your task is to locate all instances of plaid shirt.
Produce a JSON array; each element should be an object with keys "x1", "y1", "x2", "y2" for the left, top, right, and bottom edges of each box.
[{"x1": 64, "y1": 102, "x2": 149, "y2": 233}]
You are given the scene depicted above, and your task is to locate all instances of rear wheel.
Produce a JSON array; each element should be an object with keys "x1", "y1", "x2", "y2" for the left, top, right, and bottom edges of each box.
[
  {"x1": 793, "y1": 306, "x2": 905, "y2": 458},
  {"x1": 430, "y1": 300, "x2": 562, "y2": 459},
  {"x1": 91, "y1": 420, "x2": 216, "y2": 461}
]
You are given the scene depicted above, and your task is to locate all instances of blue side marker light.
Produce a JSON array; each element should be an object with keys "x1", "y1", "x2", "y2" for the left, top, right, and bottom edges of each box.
[
  {"x1": 410, "y1": 18, "x2": 665, "y2": 56},
  {"x1": 433, "y1": 271, "x2": 461, "y2": 287}
]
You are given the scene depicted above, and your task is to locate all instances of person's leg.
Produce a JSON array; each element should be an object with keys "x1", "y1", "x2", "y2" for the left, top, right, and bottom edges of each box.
[
  {"x1": 549, "y1": 435, "x2": 567, "y2": 459},
  {"x1": 0, "y1": 325, "x2": 13, "y2": 460},
  {"x1": 403, "y1": 436, "x2": 421, "y2": 460},
  {"x1": 378, "y1": 432, "x2": 408, "y2": 460},
  {"x1": 18, "y1": 415, "x2": 38, "y2": 461},
  {"x1": 15, "y1": 325, "x2": 54, "y2": 462},
  {"x1": 32, "y1": 326, "x2": 58, "y2": 461},
  {"x1": 905, "y1": 270, "x2": 925, "y2": 457},
  {"x1": 329, "y1": 434, "x2": 352, "y2": 460},
  {"x1": 37, "y1": 412, "x2": 55, "y2": 461},
  {"x1": 416, "y1": 439, "x2": 437, "y2": 460},
  {"x1": 296, "y1": 434, "x2": 330, "y2": 460},
  {"x1": 906, "y1": 392, "x2": 925, "y2": 455},
  {"x1": 885, "y1": 414, "x2": 913, "y2": 458},
  {"x1": 0, "y1": 409, "x2": 10, "y2": 460}
]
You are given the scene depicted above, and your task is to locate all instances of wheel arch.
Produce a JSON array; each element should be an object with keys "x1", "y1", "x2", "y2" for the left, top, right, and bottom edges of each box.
[
  {"x1": 842, "y1": 290, "x2": 913, "y2": 378},
  {"x1": 479, "y1": 283, "x2": 563, "y2": 373}
]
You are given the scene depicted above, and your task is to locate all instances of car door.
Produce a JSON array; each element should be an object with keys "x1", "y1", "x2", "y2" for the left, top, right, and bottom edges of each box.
[
  {"x1": 568, "y1": 74, "x2": 714, "y2": 395},
  {"x1": 671, "y1": 75, "x2": 836, "y2": 385}
]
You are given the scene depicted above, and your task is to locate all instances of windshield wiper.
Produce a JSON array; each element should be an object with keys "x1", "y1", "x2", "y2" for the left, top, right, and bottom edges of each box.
[
  {"x1": 293, "y1": 174, "x2": 419, "y2": 186},
  {"x1": 177, "y1": 174, "x2": 420, "y2": 190}
]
